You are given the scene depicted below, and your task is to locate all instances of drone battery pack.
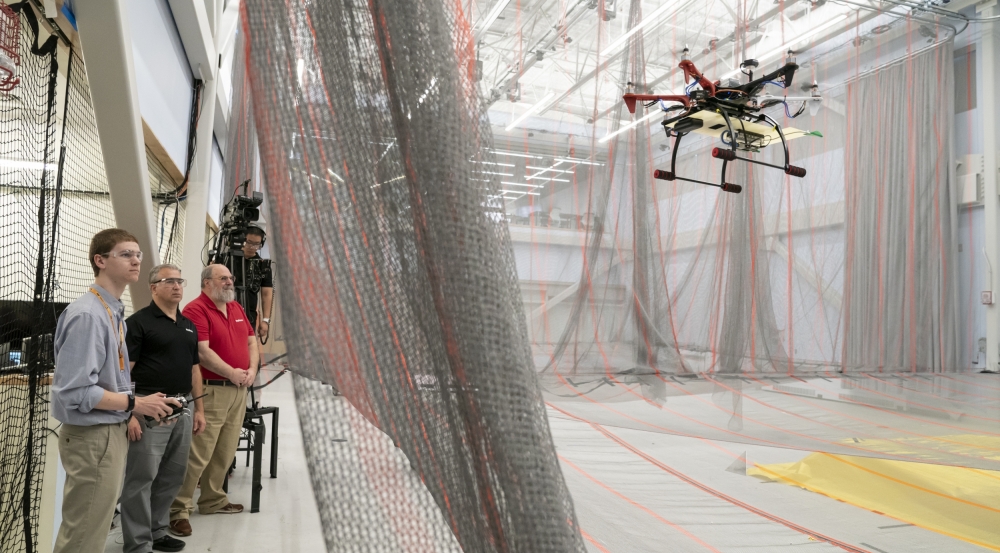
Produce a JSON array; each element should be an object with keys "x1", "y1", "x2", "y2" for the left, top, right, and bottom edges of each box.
[{"x1": 664, "y1": 110, "x2": 814, "y2": 148}]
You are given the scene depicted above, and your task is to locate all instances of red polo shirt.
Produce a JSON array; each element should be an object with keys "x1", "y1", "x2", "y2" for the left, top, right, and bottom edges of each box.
[{"x1": 182, "y1": 292, "x2": 255, "y2": 380}]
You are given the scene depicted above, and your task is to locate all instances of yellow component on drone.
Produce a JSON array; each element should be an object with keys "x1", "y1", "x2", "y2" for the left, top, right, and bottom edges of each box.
[{"x1": 663, "y1": 109, "x2": 818, "y2": 147}]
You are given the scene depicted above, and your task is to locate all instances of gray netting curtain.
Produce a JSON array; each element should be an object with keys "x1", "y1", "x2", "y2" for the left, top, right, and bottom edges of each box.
[
  {"x1": 542, "y1": 30, "x2": 959, "y2": 378},
  {"x1": 223, "y1": 26, "x2": 256, "y2": 195},
  {"x1": 841, "y1": 43, "x2": 960, "y2": 372},
  {"x1": 535, "y1": 16, "x2": 981, "y2": 470},
  {"x1": 240, "y1": 1, "x2": 584, "y2": 551}
]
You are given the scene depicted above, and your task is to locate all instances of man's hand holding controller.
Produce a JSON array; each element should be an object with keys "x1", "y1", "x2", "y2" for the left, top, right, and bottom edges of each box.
[{"x1": 132, "y1": 393, "x2": 182, "y2": 420}]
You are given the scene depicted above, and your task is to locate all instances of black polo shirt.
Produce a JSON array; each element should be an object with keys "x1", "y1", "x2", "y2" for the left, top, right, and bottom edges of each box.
[{"x1": 125, "y1": 301, "x2": 200, "y2": 395}]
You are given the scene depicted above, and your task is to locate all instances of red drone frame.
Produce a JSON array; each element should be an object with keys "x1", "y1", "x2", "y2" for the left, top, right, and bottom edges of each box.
[{"x1": 621, "y1": 58, "x2": 809, "y2": 194}]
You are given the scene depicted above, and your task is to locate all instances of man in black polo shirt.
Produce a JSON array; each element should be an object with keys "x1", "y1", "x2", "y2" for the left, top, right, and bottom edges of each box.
[{"x1": 120, "y1": 264, "x2": 203, "y2": 553}]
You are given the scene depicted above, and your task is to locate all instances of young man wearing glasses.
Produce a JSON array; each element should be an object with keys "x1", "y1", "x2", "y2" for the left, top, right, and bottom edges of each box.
[
  {"x1": 119, "y1": 264, "x2": 204, "y2": 552},
  {"x1": 52, "y1": 229, "x2": 180, "y2": 553},
  {"x1": 169, "y1": 264, "x2": 258, "y2": 536}
]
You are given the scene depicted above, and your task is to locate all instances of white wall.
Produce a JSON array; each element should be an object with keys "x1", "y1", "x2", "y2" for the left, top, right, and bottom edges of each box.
[
  {"x1": 207, "y1": 138, "x2": 225, "y2": 225},
  {"x1": 127, "y1": 0, "x2": 194, "y2": 171}
]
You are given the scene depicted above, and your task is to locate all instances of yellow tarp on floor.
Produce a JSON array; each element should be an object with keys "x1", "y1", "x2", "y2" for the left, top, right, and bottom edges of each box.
[{"x1": 749, "y1": 450, "x2": 1000, "y2": 551}]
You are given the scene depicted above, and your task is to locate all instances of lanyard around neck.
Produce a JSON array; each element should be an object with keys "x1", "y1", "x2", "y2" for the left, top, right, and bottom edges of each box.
[{"x1": 90, "y1": 287, "x2": 125, "y2": 372}]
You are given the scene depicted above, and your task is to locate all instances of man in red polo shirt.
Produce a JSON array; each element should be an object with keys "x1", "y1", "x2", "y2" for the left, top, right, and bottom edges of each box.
[{"x1": 168, "y1": 264, "x2": 258, "y2": 537}]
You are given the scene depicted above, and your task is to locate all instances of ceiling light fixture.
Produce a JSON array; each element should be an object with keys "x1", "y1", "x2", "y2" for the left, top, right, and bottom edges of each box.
[
  {"x1": 477, "y1": 0, "x2": 513, "y2": 38},
  {"x1": 500, "y1": 181, "x2": 543, "y2": 188},
  {"x1": 505, "y1": 92, "x2": 556, "y2": 131},
  {"x1": 525, "y1": 175, "x2": 569, "y2": 182},
  {"x1": 721, "y1": 14, "x2": 849, "y2": 80},
  {"x1": 526, "y1": 165, "x2": 574, "y2": 173},
  {"x1": 491, "y1": 150, "x2": 543, "y2": 159},
  {"x1": 598, "y1": 108, "x2": 663, "y2": 144},
  {"x1": 600, "y1": 2, "x2": 681, "y2": 56},
  {"x1": 0, "y1": 159, "x2": 59, "y2": 171},
  {"x1": 477, "y1": 170, "x2": 515, "y2": 176},
  {"x1": 554, "y1": 157, "x2": 604, "y2": 166}
]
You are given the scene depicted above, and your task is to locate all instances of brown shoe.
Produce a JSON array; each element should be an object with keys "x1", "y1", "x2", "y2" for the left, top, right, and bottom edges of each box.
[
  {"x1": 211, "y1": 503, "x2": 244, "y2": 514},
  {"x1": 168, "y1": 519, "x2": 192, "y2": 537}
]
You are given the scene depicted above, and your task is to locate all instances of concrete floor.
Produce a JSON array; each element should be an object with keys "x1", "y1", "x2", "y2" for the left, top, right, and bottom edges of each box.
[
  {"x1": 93, "y1": 371, "x2": 994, "y2": 553},
  {"x1": 102, "y1": 371, "x2": 325, "y2": 553}
]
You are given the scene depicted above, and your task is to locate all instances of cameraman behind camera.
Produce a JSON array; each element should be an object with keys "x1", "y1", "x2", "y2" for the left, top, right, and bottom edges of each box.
[
  {"x1": 120, "y1": 264, "x2": 204, "y2": 553},
  {"x1": 233, "y1": 224, "x2": 273, "y2": 342}
]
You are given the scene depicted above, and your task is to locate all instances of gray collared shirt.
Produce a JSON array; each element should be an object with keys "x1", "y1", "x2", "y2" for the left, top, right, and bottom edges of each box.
[{"x1": 52, "y1": 283, "x2": 132, "y2": 425}]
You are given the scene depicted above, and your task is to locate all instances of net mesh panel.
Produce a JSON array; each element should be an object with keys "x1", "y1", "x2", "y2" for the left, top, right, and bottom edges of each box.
[
  {"x1": 149, "y1": 146, "x2": 186, "y2": 265},
  {"x1": 223, "y1": 26, "x2": 256, "y2": 196},
  {"x1": 0, "y1": 4, "x2": 58, "y2": 551},
  {"x1": 241, "y1": 1, "x2": 585, "y2": 551},
  {"x1": 1, "y1": 7, "x2": 186, "y2": 550},
  {"x1": 56, "y1": 50, "x2": 132, "y2": 312},
  {"x1": 499, "y1": 8, "x2": 998, "y2": 473}
]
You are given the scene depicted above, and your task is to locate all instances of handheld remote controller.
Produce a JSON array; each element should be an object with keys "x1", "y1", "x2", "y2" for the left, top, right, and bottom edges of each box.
[{"x1": 144, "y1": 393, "x2": 208, "y2": 424}]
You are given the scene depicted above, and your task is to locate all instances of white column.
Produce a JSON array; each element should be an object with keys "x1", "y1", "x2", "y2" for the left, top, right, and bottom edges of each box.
[
  {"x1": 72, "y1": 0, "x2": 161, "y2": 306},
  {"x1": 982, "y1": 13, "x2": 999, "y2": 371},
  {"x1": 179, "y1": 76, "x2": 218, "y2": 307}
]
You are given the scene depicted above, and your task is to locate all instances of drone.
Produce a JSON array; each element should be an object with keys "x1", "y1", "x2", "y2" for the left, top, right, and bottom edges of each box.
[{"x1": 623, "y1": 51, "x2": 823, "y2": 194}]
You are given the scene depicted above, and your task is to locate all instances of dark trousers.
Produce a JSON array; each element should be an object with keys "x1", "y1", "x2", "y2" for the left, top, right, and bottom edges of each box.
[{"x1": 120, "y1": 413, "x2": 192, "y2": 553}]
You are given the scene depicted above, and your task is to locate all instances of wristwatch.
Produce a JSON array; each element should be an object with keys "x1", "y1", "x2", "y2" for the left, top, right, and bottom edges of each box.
[
  {"x1": 262, "y1": 318, "x2": 270, "y2": 323},
  {"x1": 126, "y1": 394, "x2": 135, "y2": 412}
]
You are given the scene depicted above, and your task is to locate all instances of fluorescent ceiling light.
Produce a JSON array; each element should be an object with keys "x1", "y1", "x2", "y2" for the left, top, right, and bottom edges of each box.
[
  {"x1": 480, "y1": 161, "x2": 516, "y2": 167},
  {"x1": 505, "y1": 92, "x2": 556, "y2": 131},
  {"x1": 554, "y1": 157, "x2": 604, "y2": 166},
  {"x1": 476, "y1": 170, "x2": 514, "y2": 176},
  {"x1": 526, "y1": 166, "x2": 574, "y2": 173},
  {"x1": 491, "y1": 150, "x2": 543, "y2": 159},
  {"x1": 721, "y1": 14, "x2": 849, "y2": 80},
  {"x1": 525, "y1": 175, "x2": 569, "y2": 182},
  {"x1": 0, "y1": 159, "x2": 59, "y2": 171},
  {"x1": 478, "y1": 0, "x2": 512, "y2": 35},
  {"x1": 599, "y1": 108, "x2": 664, "y2": 144},
  {"x1": 501, "y1": 181, "x2": 542, "y2": 188},
  {"x1": 757, "y1": 14, "x2": 849, "y2": 62},
  {"x1": 601, "y1": 2, "x2": 680, "y2": 56}
]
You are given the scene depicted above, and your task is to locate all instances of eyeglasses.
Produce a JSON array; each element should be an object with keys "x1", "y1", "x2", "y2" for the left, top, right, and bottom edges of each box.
[
  {"x1": 245, "y1": 242, "x2": 263, "y2": 249},
  {"x1": 101, "y1": 250, "x2": 143, "y2": 261},
  {"x1": 152, "y1": 278, "x2": 186, "y2": 287},
  {"x1": 213, "y1": 276, "x2": 235, "y2": 282}
]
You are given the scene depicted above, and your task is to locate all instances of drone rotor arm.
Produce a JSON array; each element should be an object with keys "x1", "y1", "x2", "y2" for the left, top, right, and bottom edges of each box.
[{"x1": 622, "y1": 94, "x2": 691, "y2": 115}]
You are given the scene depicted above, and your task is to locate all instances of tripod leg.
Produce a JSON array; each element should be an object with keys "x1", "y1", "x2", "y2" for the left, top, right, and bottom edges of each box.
[
  {"x1": 270, "y1": 408, "x2": 279, "y2": 478},
  {"x1": 251, "y1": 422, "x2": 264, "y2": 513}
]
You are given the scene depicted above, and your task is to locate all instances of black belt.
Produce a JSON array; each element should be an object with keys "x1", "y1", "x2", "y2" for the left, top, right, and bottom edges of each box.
[
  {"x1": 135, "y1": 389, "x2": 191, "y2": 396},
  {"x1": 204, "y1": 379, "x2": 239, "y2": 387}
]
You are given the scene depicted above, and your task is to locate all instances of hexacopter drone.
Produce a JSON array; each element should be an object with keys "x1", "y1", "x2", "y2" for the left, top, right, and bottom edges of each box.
[{"x1": 623, "y1": 52, "x2": 822, "y2": 193}]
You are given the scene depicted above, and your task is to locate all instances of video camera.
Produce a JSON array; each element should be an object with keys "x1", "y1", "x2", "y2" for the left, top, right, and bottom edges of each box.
[
  {"x1": 208, "y1": 180, "x2": 271, "y2": 315},
  {"x1": 212, "y1": 180, "x2": 263, "y2": 256}
]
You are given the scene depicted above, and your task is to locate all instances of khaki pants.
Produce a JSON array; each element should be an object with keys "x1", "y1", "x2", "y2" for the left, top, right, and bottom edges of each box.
[
  {"x1": 170, "y1": 384, "x2": 247, "y2": 520},
  {"x1": 54, "y1": 421, "x2": 129, "y2": 553}
]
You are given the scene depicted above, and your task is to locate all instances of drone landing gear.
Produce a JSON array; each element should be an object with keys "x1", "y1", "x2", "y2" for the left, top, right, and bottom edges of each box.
[{"x1": 654, "y1": 111, "x2": 806, "y2": 194}]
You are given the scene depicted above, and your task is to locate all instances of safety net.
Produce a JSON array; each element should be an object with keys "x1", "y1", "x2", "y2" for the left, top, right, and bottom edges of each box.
[
  {"x1": 234, "y1": 0, "x2": 998, "y2": 551},
  {"x1": 0, "y1": 4, "x2": 58, "y2": 551},
  {"x1": 241, "y1": 1, "x2": 585, "y2": 551}
]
